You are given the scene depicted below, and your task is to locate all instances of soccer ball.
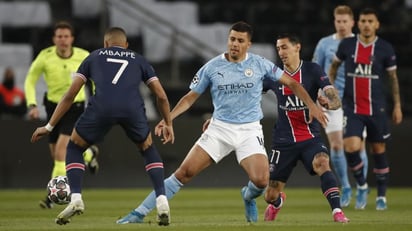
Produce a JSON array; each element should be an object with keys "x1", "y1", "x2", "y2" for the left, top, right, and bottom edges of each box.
[{"x1": 47, "y1": 176, "x2": 71, "y2": 205}]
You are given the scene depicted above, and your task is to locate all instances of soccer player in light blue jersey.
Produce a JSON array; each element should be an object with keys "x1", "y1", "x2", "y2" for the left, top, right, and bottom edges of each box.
[
  {"x1": 313, "y1": 5, "x2": 368, "y2": 207},
  {"x1": 117, "y1": 21, "x2": 328, "y2": 224}
]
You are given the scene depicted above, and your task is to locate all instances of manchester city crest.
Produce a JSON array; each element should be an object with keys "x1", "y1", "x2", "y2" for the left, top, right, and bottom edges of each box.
[{"x1": 244, "y1": 68, "x2": 253, "y2": 77}]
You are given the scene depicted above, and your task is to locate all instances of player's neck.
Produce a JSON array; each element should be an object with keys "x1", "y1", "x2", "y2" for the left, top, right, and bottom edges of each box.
[
  {"x1": 336, "y1": 32, "x2": 353, "y2": 40},
  {"x1": 359, "y1": 34, "x2": 377, "y2": 44},
  {"x1": 284, "y1": 60, "x2": 301, "y2": 73},
  {"x1": 56, "y1": 48, "x2": 73, "y2": 59}
]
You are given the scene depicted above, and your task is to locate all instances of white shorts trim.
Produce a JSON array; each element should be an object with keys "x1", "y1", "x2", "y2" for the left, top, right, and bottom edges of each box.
[{"x1": 196, "y1": 118, "x2": 267, "y2": 163}]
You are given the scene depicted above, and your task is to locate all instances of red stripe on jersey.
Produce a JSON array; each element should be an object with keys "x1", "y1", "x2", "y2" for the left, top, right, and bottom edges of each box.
[
  {"x1": 283, "y1": 69, "x2": 302, "y2": 95},
  {"x1": 354, "y1": 42, "x2": 374, "y2": 115},
  {"x1": 145, "y1": 162, "x2": 164, "y2": 171},
  {"x1": 287, "y1": 110, "x2": 314, "y2": 142}
]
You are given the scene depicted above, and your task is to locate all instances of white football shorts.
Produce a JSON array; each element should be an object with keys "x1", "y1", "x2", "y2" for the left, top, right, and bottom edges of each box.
[
  {"x1": 196, "y1": 118, "x2": 267, "y2": 164},
  {"x1": 324, "y1": 107, "x2": 343, "y2": 134}
]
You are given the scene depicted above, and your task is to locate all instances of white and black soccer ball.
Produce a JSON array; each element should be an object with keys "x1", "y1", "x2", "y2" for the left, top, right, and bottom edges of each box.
[{"x1": 47, "y1": 176, "x2": 71, "y2": 205}]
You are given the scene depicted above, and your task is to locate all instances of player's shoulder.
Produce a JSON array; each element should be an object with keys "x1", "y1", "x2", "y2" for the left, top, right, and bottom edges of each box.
[
  {"x1": 37, "y1": 45, "x2": 56, "y2": 57},
  {"x1": 72, "y1": 47, "x2": 90, "y2": 58},
  {"x1": 302, "y1": 60, "x2": 323, "y2": 72}
]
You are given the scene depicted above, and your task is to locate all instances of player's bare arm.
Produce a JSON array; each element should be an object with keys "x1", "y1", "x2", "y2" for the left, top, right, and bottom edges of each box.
[
  {"x1": 279, "y1": 74, "x2": 328, "y2": 128},
  {"x1": 31, "y1": 76, "x2": 84, "y2": 143},
  {"x1": 388, "y1": 69, "x2": 403, "y2": 125},
  {"x1": 154, "y1": 90, "x2": 200, "y2": 139},
  {"x1": 148, "y1": 80, "x2": 174, "y2": 144},
  {"x1": 328, "y1": 59, "x2": 341, "y2": 84}
]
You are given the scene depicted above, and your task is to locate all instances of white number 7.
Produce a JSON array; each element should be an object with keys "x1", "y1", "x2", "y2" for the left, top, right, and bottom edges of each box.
[{"x1": 107, "y1": 58, "x2": 129, "y2": 84}]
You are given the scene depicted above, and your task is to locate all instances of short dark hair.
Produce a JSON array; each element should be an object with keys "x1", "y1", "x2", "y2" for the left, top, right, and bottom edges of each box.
[
  {"x1": 230, "y1": 21, "x2": 253, "y2": 40},
  {"x1": 54, "y1": 21, "x2": 74, "y2": 35},
  {"x1": 359, "y1": 8, "x2": 379, "y2": 18},
  {"x1": 277, "y1": 33, "x2": 301, "y2": 45}
]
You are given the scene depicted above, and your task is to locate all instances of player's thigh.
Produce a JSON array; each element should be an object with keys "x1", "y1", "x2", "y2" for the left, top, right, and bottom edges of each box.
[
  {"x1": 75, "y1": 109, "x2": 113, "y2": 144},
  {"x1": 269, "y1": 145, "x2": 299, "y2": 183},
  {"x1": 343, "y1": 112, "x2": 365, "y2": 139},
  {"x1": 300, "y1": 138, "x2": 329, "y2": 175},
  {"x1": 365, "y1": 113, "x2": 390, "y2": 143}
]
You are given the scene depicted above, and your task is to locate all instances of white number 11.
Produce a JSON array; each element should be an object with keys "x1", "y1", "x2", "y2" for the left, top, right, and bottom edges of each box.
[{"x1": 107, "y1": 58, "x2": 129, "y2": 84}]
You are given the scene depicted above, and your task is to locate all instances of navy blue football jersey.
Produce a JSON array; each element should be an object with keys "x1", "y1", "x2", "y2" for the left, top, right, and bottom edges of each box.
[
  {"x1": 76, "y1": 46, "x2": 158, "y2": 116},
  {"x1": 335, "y1": 35, "x2": 397, "y2": 116},
  {"x1": 264, "y1": 61, "x2": 333, "y2": 145}
]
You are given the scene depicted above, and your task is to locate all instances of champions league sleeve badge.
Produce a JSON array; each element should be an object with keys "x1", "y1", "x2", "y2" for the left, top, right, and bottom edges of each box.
[{"x1": 191, "y1": 75, "x2": 199, "y2": 85}]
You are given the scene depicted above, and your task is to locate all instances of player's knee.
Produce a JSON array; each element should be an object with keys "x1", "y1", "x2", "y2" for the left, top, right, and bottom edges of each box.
[{"x1": 312, "y1": 152, "x2": 331, "y2": 173}]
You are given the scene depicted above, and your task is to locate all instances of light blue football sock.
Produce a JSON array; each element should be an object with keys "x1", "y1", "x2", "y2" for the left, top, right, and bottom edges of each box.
[
  {"x1": 134, "y1": 174, "x2": 183, "y2": 216},
  {"x1": 330, "y1": 149, "x2": 351, "y2": 189},
  {"x1": 243, "y1": 181, "x2": 265, "y2": 200},
  {"x1": 360, "y1": 149, "x2": 368, "y2": 178}
]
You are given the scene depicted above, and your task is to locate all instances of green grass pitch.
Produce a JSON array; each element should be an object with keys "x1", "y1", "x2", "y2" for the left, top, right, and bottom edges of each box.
[{"x1": 1, "y1": 187, "x2": 411, "y2": 231}]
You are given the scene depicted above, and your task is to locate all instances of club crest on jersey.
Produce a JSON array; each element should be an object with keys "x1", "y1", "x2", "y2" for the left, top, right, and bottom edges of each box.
[
  {"x1": 244, "y1": 68, "x2": 253, "y2": 77},
  {"x1": 191, "y1": 75, "x2": 199, "y2": 85}
]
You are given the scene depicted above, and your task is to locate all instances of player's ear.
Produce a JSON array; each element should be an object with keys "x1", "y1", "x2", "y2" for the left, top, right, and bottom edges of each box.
[{"x1": 125, "y1": 41, "x2": 129, "y2": 49}]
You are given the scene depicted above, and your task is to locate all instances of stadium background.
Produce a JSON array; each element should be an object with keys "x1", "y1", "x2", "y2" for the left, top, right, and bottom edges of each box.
[{"x1": 0, "y1": 0, "x2": 411, "y2": 188}]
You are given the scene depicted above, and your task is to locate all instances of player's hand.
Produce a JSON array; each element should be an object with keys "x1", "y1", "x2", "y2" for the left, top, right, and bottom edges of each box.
[
  {"x1": 28, "y1": 107, "x2": 40, "y2": 120},
  {"x1": 154, "y1": 120, "x2": 165, "y2": 137},
  {"x1": 309, "y1": 106, "x2": 328, "y2": 128},
  {"x1": 31, "y1": 126, "x2": 50, "y2": 143},
  {"x1": 161, "y1": 124, "x2": 175, "y2": 144},
  {"x1": 202, "y1": 118, "x2": 211, "y2": 131},
  {"x1": 317, "y1": 95, "x2": 329, "y2": 109},
  {"x1": 392, "y1": 106, "x2": 403, "y2": 125}
]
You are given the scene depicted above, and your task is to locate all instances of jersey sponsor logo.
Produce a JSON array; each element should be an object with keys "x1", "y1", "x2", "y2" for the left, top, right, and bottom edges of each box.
[
  {"x1": 217, "y1": 82, "x2": 254, "y2": 95},
  {"x1": 279, "y1": 96, "x2": 307, "y2": 111}
]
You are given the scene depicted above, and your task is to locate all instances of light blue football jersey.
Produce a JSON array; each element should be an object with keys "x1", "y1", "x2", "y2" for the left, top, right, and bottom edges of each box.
[
  {"x1": 312, "y1": 33, "x2": 354, "y2": 98},
  {"x1": 190, "y1": 53, "x2": 284, "y2": 124}
]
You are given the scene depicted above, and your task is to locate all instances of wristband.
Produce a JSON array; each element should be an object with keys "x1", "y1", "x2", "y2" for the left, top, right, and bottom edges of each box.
[{"x1": 45, "y1": 123, "x2": 54, "y2": 132}]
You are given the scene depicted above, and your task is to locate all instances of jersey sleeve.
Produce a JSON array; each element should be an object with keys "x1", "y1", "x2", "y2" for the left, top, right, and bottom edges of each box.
[
  {"x1": 334, "y1": 38, "x2": 348, "y2": 62},
  {"x1": 190, "y1": 64, "x2": 210, "y2": 94},
  {"x1": 313, "y1": 63, "x2": 333, "y2": 90},
  {"x1": 24, "y1": 50, "x2": 46, "y2": 106},
  {"x1": 383, "y1": 42, "x2": 397, "y2": 70},
  {"x1": 262, "y1": 57, "x2": 284, "y2": 82}
]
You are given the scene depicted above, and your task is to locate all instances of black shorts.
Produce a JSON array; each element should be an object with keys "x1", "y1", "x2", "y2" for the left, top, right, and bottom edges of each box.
[
  {"x1": 43, "y1": 95, "x2": 84, "y2": 143},
  {"x1": 269, "y1": 137, "x2": 328, "y2": 183}
]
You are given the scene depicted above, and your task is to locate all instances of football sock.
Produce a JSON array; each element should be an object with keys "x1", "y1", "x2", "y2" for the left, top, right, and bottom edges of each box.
[
  {"x1": 142, "y1": 145, "x2": 165, "y2": 196},
  {"x1": 82, "y1": 148, "x2": 93, "y2": 164},
  {"x1": 242, "y1": 181, "x2": 265, "y2": 201},
  {"x1": 66, "y1": 140, "x2": 87, "y2": 193},
  {"x1": 345, "y1": 151, "x2": 366, "y2": 186},
  {"x1": 320, "y1": 171, "x2": 341, "y2": 210},
  {"x1": 373, "y1": 153, "x2": 389, "y2": 197},
  {"x1": 271, "y1": 194, "x2": 283, "y2": 208},
  {"x1": 360, "y1": 148, "x2": 368, "y2": 178},
  {"x1": 71, "y1": 193, "x2": 82, "y2": 202},
  {"x1": 51, "y1": 160, "x2": 66, "y2": 178},
  {"x1": 330, "y1": 148, "x2": 351, "y2": 189},
  {"x1": 135, "y1": 174, "x2": 183, "y2": 216}
]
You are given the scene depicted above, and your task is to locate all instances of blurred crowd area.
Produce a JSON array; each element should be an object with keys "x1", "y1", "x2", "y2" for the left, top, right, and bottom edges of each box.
[{"x1": 1, "y1": 0, "x2": 411, "y2": 118}]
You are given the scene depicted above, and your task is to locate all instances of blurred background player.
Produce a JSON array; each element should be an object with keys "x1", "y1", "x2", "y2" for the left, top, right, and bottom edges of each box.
[
  {"x1": 0, "y1": 67, "x2": 27, "y2": 119},
  {"x1": 329, "y1": 8, "x2": 403, "y2": 210},
  {"x1": 30, "y1": 27, "x2": 174, "y2": 226},
  {"x1": 312, "y1": 5, "x2": 368, "y2": 207},
  {"x1": 24, "y1": 21, "x2": 99, "y2": 209},
  {"x1": 263, "y1": 33, "x2": 348, "y2": 223}
]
